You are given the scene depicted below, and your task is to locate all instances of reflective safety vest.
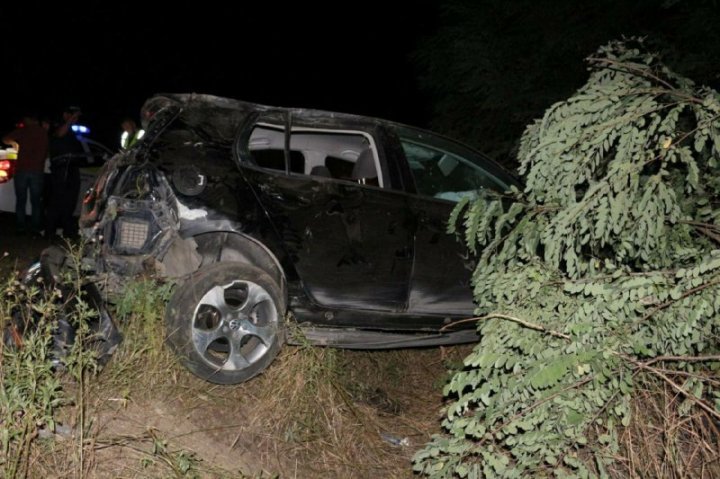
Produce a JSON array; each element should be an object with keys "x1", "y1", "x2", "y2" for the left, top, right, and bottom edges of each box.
[{"x1": 120, "y1": 129, "x2": 145, "y2": 149}]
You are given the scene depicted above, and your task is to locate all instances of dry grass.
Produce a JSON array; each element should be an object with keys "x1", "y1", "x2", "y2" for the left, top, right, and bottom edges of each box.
[
  {"x1": 10, "y1": 321, "x2": 720, "y2": 479},
  {"x1": 16, "y1": 290, "x2": 466, "y2": 478},
  {"x1": 233, "y1": 343, "x2": 460, "y2": 478},
  {"x1": 605, "y1": 374, "x2": 720, "y2": 479}
]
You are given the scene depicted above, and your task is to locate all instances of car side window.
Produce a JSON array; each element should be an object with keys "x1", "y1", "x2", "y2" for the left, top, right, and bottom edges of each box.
[
  {"x1": 251, "y1": 149, "x2": 305, "y2": 174},
  {"x1": 401, "y1": 138, "x2": 507, "y2": 202},
  {"x1": 247, "y1": 124, "x2": 385, "y2": 187}
]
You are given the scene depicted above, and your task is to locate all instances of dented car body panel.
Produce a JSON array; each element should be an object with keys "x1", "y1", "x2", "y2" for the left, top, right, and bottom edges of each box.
[{"x1": 80, "y1": 93, "x2": 518, "y2": 340}]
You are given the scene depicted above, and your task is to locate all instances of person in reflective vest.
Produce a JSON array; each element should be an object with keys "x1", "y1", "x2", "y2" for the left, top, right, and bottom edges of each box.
[{"x1": 120, "y1": 118, "x2": 145, "y2": 149}]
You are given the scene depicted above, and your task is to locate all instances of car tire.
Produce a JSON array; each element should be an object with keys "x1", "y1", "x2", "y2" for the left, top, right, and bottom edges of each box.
[{"x1": 165, "y1": 262, "x2": 285, "y2": 384}]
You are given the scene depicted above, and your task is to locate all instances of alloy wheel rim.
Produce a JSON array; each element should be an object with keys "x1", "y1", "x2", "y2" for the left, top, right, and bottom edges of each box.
[{"x1": 191, "y1": 279, "x2": 277, "y2": 371}]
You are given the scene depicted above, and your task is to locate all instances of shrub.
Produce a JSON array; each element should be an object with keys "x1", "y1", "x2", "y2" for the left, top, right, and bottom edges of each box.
[{"x1": 413, "y1": 39, "x2": 720, "y2": 478}]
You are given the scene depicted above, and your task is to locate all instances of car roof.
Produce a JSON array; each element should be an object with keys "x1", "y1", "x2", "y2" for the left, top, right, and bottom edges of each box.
[{"x1": 147, "y1": 93, "x2": 520, "y2": 185}]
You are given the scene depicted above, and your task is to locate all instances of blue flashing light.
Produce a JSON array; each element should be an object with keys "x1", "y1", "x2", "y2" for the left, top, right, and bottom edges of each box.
[{"x1": 71, "y1": 124, "x2": 90, "y2": 134}]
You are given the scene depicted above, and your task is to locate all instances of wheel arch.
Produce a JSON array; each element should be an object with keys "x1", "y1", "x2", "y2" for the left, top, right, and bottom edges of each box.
[{"x1": 189, "y1": 229, "x2": 288, "y2": 310}]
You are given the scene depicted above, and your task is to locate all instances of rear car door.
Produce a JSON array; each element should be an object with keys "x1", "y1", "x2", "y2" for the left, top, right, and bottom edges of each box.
[{"x1": 237, "y1": 114, "x2": 414, "y2": 312}]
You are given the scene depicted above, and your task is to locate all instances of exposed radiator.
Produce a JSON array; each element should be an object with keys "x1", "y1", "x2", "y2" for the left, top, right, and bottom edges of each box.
[{"x1": 115, "y1": 218, "x2": 150, "y2": 251}]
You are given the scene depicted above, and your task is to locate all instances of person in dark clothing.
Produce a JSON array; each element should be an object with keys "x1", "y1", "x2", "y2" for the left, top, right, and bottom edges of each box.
[
  {"x1": 2, "y1": 114, "x2": 49, "y2": 235},
  {"x1": 46, "y1": 106, "x2": 84, "y2": 239}
]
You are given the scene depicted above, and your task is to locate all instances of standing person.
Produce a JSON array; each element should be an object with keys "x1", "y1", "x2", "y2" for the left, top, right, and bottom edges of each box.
[
  {"x1": 2, "y1": 114, "x2": 49, "y2": 236},
  {"x1": 120, "y1": 118, "x2": 144, "y2": 150},
  {"x1": 46, "y1": 106, "x2": 84, "y2": 239}
]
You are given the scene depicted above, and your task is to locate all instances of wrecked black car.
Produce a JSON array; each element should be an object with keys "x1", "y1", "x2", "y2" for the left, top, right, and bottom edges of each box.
[{"x1": 78, "y1": 93, "x2": 517, "y2": 384}]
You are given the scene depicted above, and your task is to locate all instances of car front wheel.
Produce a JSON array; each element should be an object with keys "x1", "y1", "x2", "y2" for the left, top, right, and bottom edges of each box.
[{"x1": 165, "y1": 262, "x2": 285, "y2": 384}]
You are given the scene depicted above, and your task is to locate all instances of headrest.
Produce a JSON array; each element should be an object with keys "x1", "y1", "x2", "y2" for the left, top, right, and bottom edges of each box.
[{"x1": 351, "y1": 149, "x2": 377, "y2": 180}]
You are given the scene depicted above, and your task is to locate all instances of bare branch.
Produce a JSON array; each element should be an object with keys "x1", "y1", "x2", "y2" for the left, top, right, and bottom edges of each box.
[
  {"x1": 680, "y1": 221, "x2": 720, "y2": 246},
  {"x1": 641, "y1": 279, "x2": 720, "y2": 321},
  {"x1": 443, "y1": 313, "x2": 571, "y2": 340},
  {"x1": 642, "y1": 355, "x2": 720, "y2": 366},
  {"x1": 587, "y1": 56, "x2": 702, "y2": 104},
  {"x1": 624, "y1": 356, "x2": 720, "y2": 422}
]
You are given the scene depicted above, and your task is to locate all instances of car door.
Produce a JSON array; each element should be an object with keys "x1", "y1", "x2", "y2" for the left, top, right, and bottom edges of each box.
[
  {"x1": 390, "y1": 126, "x2": 516, "y2": 316},
  {"x1": 237, "y1": 114, "x2": 414, "y2": 312}
]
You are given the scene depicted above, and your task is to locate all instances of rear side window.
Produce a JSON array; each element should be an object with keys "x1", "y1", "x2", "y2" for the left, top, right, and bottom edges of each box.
[
  {"x1": 247, "y1": 124, "x2": 385, "y2": 187},
  {"x1": 251, "y1": 149, "x2": 305, "y2": 173}
]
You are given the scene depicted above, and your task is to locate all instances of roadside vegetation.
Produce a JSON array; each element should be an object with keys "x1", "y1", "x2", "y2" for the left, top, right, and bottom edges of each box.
[{"x1": 413, "y1": 39, "x2": 720, "y2": 478}]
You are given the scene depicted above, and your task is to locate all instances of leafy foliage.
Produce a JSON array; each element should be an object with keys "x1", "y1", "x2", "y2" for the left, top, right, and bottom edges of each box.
[{"x1": 413, "y1": 39, "x2": 720, "y2": 477}]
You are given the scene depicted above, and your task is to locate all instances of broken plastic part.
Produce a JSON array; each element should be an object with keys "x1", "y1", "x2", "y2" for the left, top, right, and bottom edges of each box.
[{"x1": 380, "y1": 432, "x2": 410, "y2": 447}]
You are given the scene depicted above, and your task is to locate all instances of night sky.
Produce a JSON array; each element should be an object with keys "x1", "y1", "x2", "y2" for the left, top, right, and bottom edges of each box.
[
  {"x1": 3, "y1": 2, "x2": 435, "y2": 148},
  {"x1": 4, "y1": 2, "x2": 720, "y2": 157}
]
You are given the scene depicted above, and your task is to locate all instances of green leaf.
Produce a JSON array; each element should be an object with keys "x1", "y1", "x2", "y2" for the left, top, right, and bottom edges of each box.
[
  {"x1": 530, "y1": 359, "x2": 568, "y2": 389},
  {"x1": 566, "y1": 410, "x2": 585, "y2": 426}
]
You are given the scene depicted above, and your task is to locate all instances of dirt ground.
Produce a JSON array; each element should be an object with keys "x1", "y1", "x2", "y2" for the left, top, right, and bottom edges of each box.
[
  {"x1": 0, "y1": 211, "x2": 51, "y2": 276},
  {"x1": 79, "y1": 347, "x2": 456, "y2": 478}
]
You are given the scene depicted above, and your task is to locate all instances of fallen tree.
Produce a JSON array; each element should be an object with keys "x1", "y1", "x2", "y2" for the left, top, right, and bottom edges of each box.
[{"x1": 414, "y1": 38, "x2": 720, "y2": 478}]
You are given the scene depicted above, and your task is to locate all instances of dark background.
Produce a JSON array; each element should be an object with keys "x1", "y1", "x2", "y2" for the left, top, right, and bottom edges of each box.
[
  {"x1": 3, "y1": 1, "x2": 720, "y2": 163},
  {"x1": 2, "y1": 2, "x2": 436, "y2": 149}
]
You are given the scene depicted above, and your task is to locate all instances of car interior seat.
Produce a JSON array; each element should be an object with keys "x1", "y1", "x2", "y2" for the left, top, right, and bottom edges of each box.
[
  {"x1": 310, "y1": 165, "x2": 332, "y2": 178},
  {"x1": 351, "y1": 149, "x2": 378, "y2": 186}
]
